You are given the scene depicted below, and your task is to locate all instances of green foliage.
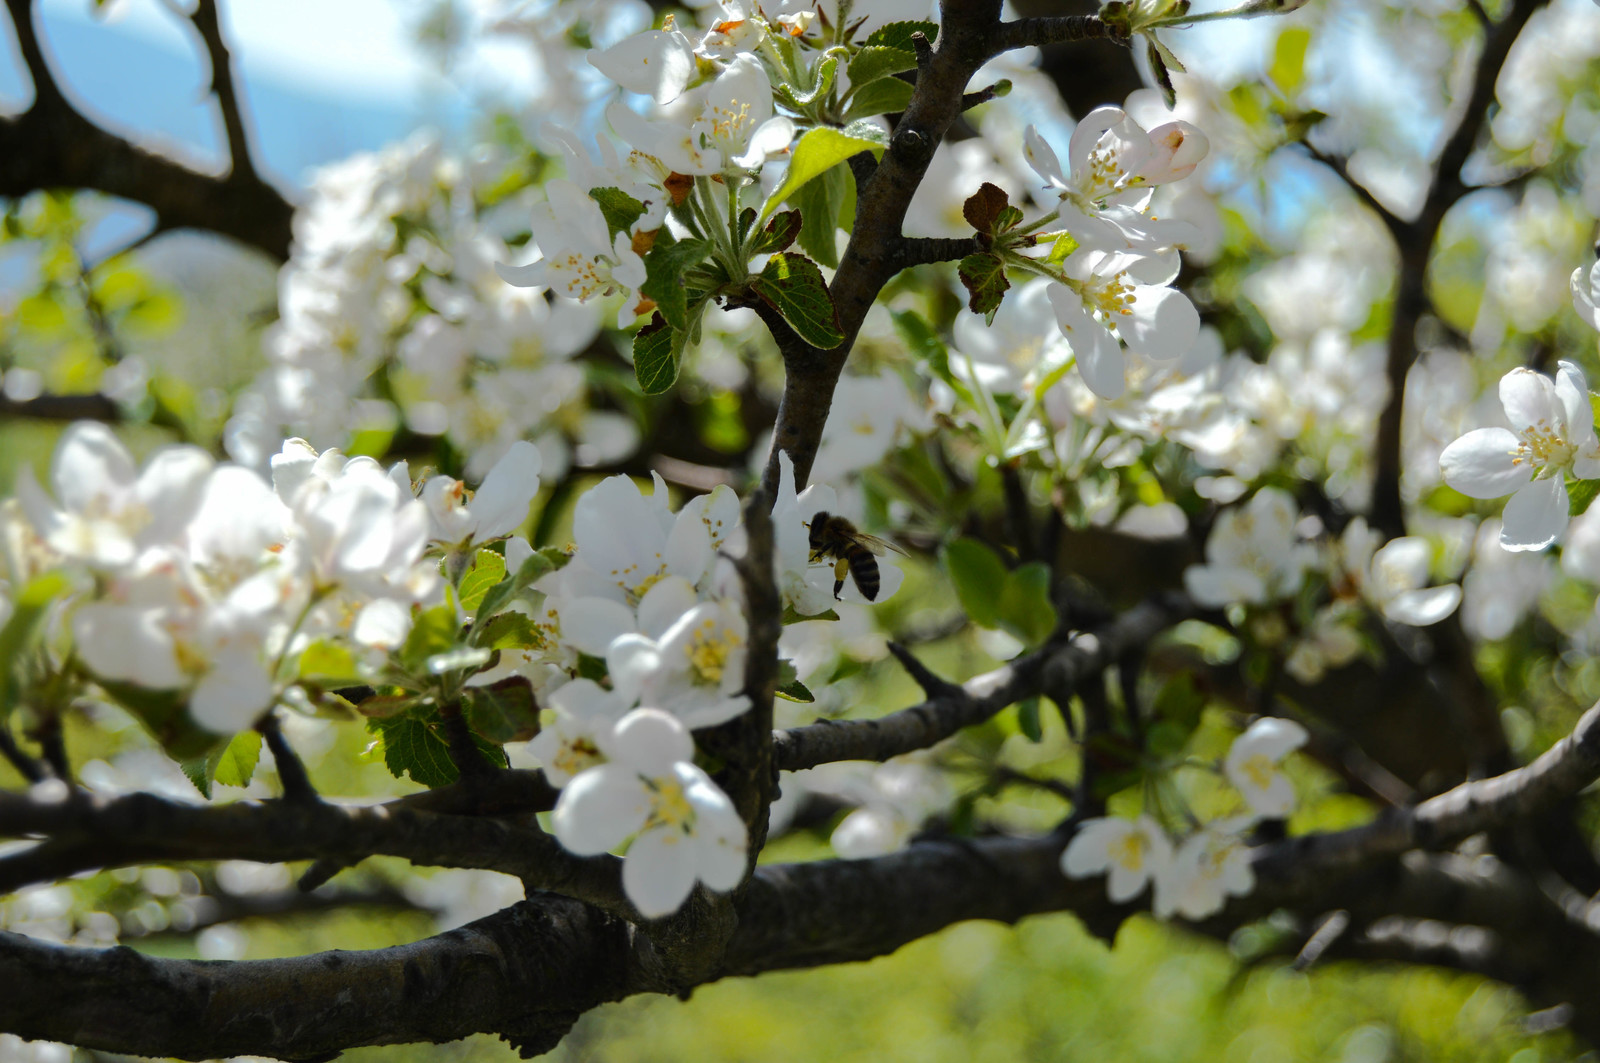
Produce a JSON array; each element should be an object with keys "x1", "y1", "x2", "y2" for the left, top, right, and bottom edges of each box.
[
  {"x1": 369, "y1": 713, "x2": 458, "y2": 788},
  {"x1": 956, "y1": 253, "x2": 1009, "y2": 324},
  {"x1": 457, "y1": 549, "x2": 508, "y2": 614},
  {"x1": 762, "y1": 124, "x2": 885, "y2": 224},
  {"x1": 186, "y1": 729, "x2": 263, "y2": 798},
  {"x1": 1570, "y1": 477, "x2": 1600, "y2": 516},
  {"x1": 641, "y1": 237, "x2": 709, "y2": 333},
  {"x1": 589, "y1": 187, "x2": 647, "y2": 240},
  {"x1": 633, "y1": 315, "x2": 684, "y2": 394},
  {"x1": 1268, "y1": 26, "x2": 1312, "y2": 96},
  {"x1": 464, "y1": 678, "x2": 539, "y2": 743},
  {"x1": 775, "y1": 659, "x2": 816, "y2": 703},
  {"x1": 862, "y1": 20, "x2": 938, "y2": 51},
  {"x1": 791, "y1": 162, "x2": 855, "y2": 268},
  {"x1": 750, "y1": 253, "x2": 846, "y2": 348},
  {"x1": 0, "y1": 571, "x2": 69, "y2": 719},
  {"x1": 942, "y1": 540, "x2": 1057, "y2": 648}
]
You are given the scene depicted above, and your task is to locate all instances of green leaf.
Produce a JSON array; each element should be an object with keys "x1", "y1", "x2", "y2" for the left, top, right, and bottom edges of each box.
[
  {"x1": 181, "y1": 757, "x2": 212, "y2": 799},
  {"x1": 470, "y1": 549, "x2": 569, "y2": 644},
  {"x1": 477, "y1": 611, "x2": 547, "y2": 651},
  {"x1": 458, "y1": 549, "x2": 508, "y2": 614},
  {"x1": 843, "y1": 76, "x2": 915, "y2": 121},
  {"x1": 792, "y1": 164, "x2": 853, "y2": 268},
  {"x1": 400, "y1": 605, "x2": 460, "y2": 673},
  {"x1": 1016, "y1": 697, "x2": 1043, "y2": 742},
  {"x1": 1268, "y1": 26, "x2": 1311, "y2": 97},
  {"x1": 1572, "y1": 477, "x2": 1600, "y2": 517},
  {"x1": 846, "y1": 45, "x2": 915, "y2": 87},
  {"x1": 751, "y1": 210, "x2": 804, "y2": 256},
  {"x1": 943, "y1": 538, "x2": 1007, "y2": 628},
  {"x1": 0, "y1": 571, "x2": 70, "y2": 719},
  {"x1": 784, "y1": 53, "x2": 839, "y2": 107},
  {"x1": 761, "y1": 125, "x2": 885, "y2": 223},
  {"x1": 1045, "y1": 231, "x2": 1078, "y2": 266},
  {"x1": 997, "y1": 562, "x2": 1057, "y2": 648},
  {"x1": 750, "y1": 253, "x2": 845, "y2": 348},
  {"x1": 863, "y1": 20, "x2": 938, "y2": 51},
  {"x1": 371, "y1": 715, "x2": 458, "y2": 788},
  {"x1": 465, "y1": 678, "x2": 539, "y2": 743},
  {"x1": 957, "y1": 252, "x2": 1010, "y2": 323},
  {"x1": 213, "y1": 729, "x2": 262, "y2": 789},
  {"x1": 633, "y1": 315, "x2": 685, "y2": 394},
  {"x1": 775, "y1": 659, "x2": 815, "y2": 703},
  {"x1": 589, "y1": 186, "x2": 647, "y2": 240},
  {"x1": 641, "y1": 238, "x2": 709, "y2": 332},
  {"x1": 95, "y1": 679, "x2": 217, "y2": 760}
]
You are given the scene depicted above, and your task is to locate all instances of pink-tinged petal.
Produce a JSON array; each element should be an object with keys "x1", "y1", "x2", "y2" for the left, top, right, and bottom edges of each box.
[
  {"x1": 1439, "y1": 427, "x2": 1531, "y2": 499},
  {"x1": 1499, "y1": 368, "x2": 1562, "y2": 436},
  {"x1": 1500, "y1": 477, "x2": 1569, "y2": 551},
  {"x1": 1384, "y1": 585, "x2": 1461, "y2": 626},
  {"x1": 552, "y1": 764, "x2": 650, "y2": 854},
  {"x1": 624, "y1": 826, "x2": 697, "y2": 918},
  {"x1": 1119, "y1": 285, "x2": 1199, "y2": 362},
  {"x1": 53, "y1": 422, "x2": 136, "y2": 514},
  {"x1": 608, "y1": 708, "x2": 693, "y2": 775},
  {"x1": 469, "y1": 441, "x2": 542, "y2": 542},
  {"x1": 1138, "y1": 121, "x2": 1209, "y2": 183}
]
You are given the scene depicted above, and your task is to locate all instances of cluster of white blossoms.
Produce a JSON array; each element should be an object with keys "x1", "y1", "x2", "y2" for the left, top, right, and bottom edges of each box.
[
  {"x1": 1009, "y1": 107, "x2": 1208, "y2": 401},
  {"x1": 1064, "y1": 716, "x2": 1308, "y2": 920},
  {"x1": 224, "y1": 131, "x2": 630, "y2": 482},
  {"x1": 1181, "y1": 487, "x2": 1462, "y2": 683},
  {"x1": 8, "y1": 424, "x2": 466, "y2": 735}
]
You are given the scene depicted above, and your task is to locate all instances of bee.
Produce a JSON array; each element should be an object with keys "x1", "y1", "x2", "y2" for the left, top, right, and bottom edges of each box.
[{"x1": 807, "y1": 511, "x2": 907, "y2": 601}]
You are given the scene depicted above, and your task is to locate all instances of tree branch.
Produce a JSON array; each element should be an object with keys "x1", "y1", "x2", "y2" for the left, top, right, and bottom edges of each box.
[
  {"x1": 1367, "y1": 0, "x2": 1544, "y2": 538},
  {"x1": 0, "y1": 789, "x2": 631, "y2": 916},
  {"x1": 0, "y1": 1, "x2": 294, "y2": 260},
  {"x1": 187, "y1": 0, "x2": 259, "y2": 184},
  {"x1": 772, "y1": 593, "x2": 1192, "y2": 770},
  {"x1": 990, "y1": 15, "x2": 1122, "y2": 54}
]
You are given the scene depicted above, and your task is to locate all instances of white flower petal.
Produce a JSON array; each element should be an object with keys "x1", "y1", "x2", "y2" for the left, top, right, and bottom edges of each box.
[
  {"x1": 552, "y1": 764, "x2": 650, "y2": 854},
  {"x1": 1439, "y1": 427, "x2": 1532, "y2": 499},
  {"x1": 1384, "y1": 585, "x2": 1462, "y2": 626},
  {"x1": 469, "y1": 440, "x2": 542, "y2": 542},
  {"x1": 624, "y1": 825, "x2": 697, "y2": 917},
  {"x1": 1500, "y1": 477, "x2": 1569, "y2": 551}
]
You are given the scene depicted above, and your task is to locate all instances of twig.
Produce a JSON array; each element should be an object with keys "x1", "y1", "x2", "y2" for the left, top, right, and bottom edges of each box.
[
  {"x1": 773, "y1": 593, "x2": 1192, "y2": 770},
  {"x1": 0, "y1": 726, "x2": 44, "y2": 784},
  {"x1": 258, "y1": 715, "x2": 320, "y2": 806},
  {"x1": 990, "y1": 15, "x2": 1122, "y2": 54},
  {"x1": 187, "y1": 0, "x2": 260, "y2": 184}
]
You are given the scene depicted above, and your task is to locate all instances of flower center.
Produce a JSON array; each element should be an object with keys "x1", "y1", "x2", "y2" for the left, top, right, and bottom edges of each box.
[
  {"x1": 684, "y1": 616, "x2": 740, "y2": 684},
  {"x1": 1109, "y1": 830, "x2": 1150, "y2": 872},
  {"x1": 1240, "y1": 752, "x2": 1277, "y2": 793}
]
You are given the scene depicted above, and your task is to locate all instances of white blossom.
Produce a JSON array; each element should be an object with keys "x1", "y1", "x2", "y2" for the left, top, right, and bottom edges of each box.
[
  {"x1": 1224, "y1": 717, "x2": 1308, "y2": 819},
  {"x1": 1060, "y1": 814, "x2": 1173, "y2": 903}
]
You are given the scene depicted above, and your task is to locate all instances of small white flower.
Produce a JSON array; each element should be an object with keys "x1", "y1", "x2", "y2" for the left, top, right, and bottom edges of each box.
[
  {"x1": 1047, "y1": 248, "x2": 1199, "y2": 400},
  {"x1": 421, "y1": 440, "x2": 543, "y2": 548},
  {"x1": 1153, "y1": 819, "x2": 1255, "y2": 920},
  {"x1": 1336, "y1": 517, "x2": 1461, "y2": 626},
  {"x1": 587, "y1": 20, "x2": 696, "y2": 104},
  {"x1": 552, "y1": 708, "x2": 747, "y2": 918},
  {"x1": 1060, "y1": 814, "x2": 1173, "y2": 903},
  {"x1": 607, "y1": 598, "x2": 751, "y2": 728},
  {"x1": 1224, "y1": 717, "x2": 1308, "y2": 819},
  {"x1": 527, "y1": 678, "x2": 633, "y2": 786},
  {"x1": 1183, "y1": 488, "x2": 1314, "y2": 607},
  {"x1": 17, "y1": 423, "x2": 213, "y2": 570},
  {"x1": 1440, "y1": 361, "x2": 1600, "y2": 551}
]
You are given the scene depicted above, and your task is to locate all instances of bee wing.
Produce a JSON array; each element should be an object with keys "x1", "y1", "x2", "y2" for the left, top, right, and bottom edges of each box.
[{"x1": 854, "y1": 532, "x2": 909, "y2": 557}]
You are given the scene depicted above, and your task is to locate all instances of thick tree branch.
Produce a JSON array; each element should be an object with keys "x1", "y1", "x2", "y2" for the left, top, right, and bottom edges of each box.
[
  {"x1": 772, "y1": 593, "x2": 1192, "y2": 770},
  {"x1": 0, "y1": 2, "x2": 294, "y2": 260},
  {"x1": 0, "y1": 789, "x2": 631, "y2": 915}
]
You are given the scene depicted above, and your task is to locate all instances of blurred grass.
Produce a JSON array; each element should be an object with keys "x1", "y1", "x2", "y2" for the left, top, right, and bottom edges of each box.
[{"x1": 336, "y1": 912, "x2": 1582, "y2": 1063}]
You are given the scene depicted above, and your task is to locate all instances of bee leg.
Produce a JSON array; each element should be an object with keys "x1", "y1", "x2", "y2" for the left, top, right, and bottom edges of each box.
[{"x1": 833, "y1": 557, "x2": 848, "y2": 600}]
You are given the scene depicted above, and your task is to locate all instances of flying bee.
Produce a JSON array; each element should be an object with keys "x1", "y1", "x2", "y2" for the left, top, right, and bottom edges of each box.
[{"x1": 807, "y1": 511, "x2": 907, "y2": 602}]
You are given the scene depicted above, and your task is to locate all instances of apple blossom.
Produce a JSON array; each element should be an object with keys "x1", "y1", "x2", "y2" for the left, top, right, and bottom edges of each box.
[
  {"x1": 1060, "y1": 814, "x2": 1173, "y2": 903},
  {"x1": 1183, "y1": 488, "x2": 1315, "y2": 608},
  {"x1": 1224, "y1": 717, "x2": 1308, "y2": 819},
  {"x1": 1152, "y1": 819, "x2": 1255, "y2": 920},
  {"x1": 551, "y1": 708, "x2": 747, "y2": 917},
  {"x1": 1440, "y1": 361, "x2": 1600, "y2": 551}
]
